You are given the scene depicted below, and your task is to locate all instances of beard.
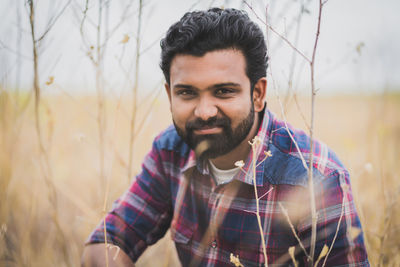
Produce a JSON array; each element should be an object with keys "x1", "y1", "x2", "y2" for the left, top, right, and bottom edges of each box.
[{"x1": 174, "y1": 104, "x2": 255, "y2": 160}]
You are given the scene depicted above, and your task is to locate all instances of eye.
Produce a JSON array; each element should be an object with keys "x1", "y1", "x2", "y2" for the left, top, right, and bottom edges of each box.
[
  {"x1": 176, "y1": 89, "x2": 197, "y2": 99},
  {"x1": 215, "y1": 88, "x2": 235, "y2": 97}
]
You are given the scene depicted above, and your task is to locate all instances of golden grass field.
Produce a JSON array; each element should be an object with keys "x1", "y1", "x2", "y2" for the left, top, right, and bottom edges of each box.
[{"x1": 0, "y1": 89, "x2": 399, "y2": 266}]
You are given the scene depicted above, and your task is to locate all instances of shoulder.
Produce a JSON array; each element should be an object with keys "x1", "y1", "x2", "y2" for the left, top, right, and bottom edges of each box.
[
  {"x1": 264, "y1": 112, "x2": 348, "y2": 187},
  {"x1": 153, "y1": 125, "x2": 191, "y2": 158},
  {"x1": 138, "y1": 125, "x2": 192, "y2": 186}
]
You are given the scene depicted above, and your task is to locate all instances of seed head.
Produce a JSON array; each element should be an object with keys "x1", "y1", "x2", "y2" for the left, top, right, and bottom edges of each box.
[{"x1": 234, "y1": 160, "x2": 245, "y2": 168}]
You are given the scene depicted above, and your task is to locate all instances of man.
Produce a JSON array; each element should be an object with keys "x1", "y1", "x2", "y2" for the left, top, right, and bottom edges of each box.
[{"x1": 82, "y1": 8, "x2": 369, "y2": 266}]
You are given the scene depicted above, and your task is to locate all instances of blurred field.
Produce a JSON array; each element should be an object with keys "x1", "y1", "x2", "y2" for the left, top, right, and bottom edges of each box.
[{"x1": 0, "y1": 89, "x2": 399, "y2": 266}]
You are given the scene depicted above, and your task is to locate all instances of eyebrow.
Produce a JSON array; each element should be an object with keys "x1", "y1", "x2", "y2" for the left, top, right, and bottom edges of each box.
[{"x1": 173, "y1": 82, "x2": 241, "y2": 91}]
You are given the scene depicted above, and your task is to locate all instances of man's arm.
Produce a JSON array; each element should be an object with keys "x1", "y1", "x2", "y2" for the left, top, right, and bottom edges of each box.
[
  {"x1": 83, "y1": 137, "x2": 173, "y2": 264},
  {"x1": 82, "y1": 244, "x2": 135, "y2": 267}
]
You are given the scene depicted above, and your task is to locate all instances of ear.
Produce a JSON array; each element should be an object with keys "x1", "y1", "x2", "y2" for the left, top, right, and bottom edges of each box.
[
  {"x1": 252, "y1": 77, "x2": 267, "y2": 112},
  {"x1": 165, "y1": 82, "x2": 172, "y2": 104}
]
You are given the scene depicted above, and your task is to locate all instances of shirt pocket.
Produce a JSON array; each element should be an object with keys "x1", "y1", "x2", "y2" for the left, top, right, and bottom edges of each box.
[
  {"x1": 219, "y1": 211, "x2": 262, "y2": 252},
  {"x1": 170, "y1": 217, "x2": 197, "y2": 245}
]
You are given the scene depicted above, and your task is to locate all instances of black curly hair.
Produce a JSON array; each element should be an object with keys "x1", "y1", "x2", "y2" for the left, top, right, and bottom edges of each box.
[{"x1": 160, "y1": 8, "x2": 268, "y2": 92}]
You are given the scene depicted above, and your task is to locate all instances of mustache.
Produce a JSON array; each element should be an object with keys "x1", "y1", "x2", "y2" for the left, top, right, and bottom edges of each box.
[{"x1": 186, "y1": 116, "x2": 230, "y2": 131}]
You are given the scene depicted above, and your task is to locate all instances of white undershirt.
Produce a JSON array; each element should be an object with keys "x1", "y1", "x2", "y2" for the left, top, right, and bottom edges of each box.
[{"x1": 208, "y1": 160, "x2": 241, "y2": 185}]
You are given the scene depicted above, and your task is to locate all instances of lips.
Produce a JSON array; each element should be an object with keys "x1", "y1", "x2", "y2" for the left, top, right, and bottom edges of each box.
[
  {"x1": 186, "y1": 116, "x2": 230, "y2": 136},
  {"x1": 193, "y1": 126, "x2": 223, "y2": 135}
]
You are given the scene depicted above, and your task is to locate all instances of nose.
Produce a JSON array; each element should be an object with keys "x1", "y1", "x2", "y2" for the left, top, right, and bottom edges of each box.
[{"x1": 194, "y1": 97, "x2": 218, "y2": 121}]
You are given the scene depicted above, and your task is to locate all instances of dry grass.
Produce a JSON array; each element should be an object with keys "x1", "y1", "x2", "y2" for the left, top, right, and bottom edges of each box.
[{"x1": 0, "y1": 90, "x2": 399, "y2": 266}]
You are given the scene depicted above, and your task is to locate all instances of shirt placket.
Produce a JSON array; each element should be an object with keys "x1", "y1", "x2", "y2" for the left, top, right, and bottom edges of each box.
[{"x1": 209, "y1": 187, "x2": 221, "y2": 246}]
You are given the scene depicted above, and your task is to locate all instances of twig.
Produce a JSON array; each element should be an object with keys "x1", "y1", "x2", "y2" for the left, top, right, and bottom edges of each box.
[
  {"x1": 259, "y1": 0, "x2": 310, "y2": 174},
  {"x1": 307, "y1": 1, "x2": 324, "y2": 263},
  {"x1": 270, "y1": 75, "x2": 309, "y2": 171},
  {"x1": 293, "y1": 93, "x2": 311, "y2": 131},
  {"x1": 243, "y1": 209, "x2": 258, "y2": 215},
  {"x1": 321, "y1": 195, "x2": 345, "y2": 266},
  {"x1": 255, "y1": 150, "x2": 273, "y2": 168},
  {"x1": 0, "y1": 40, "x2": 32, "y2": 60},
  {"x1": 102, "y1": 163, "x2": 112, "y2": 266},
  {"x1": 258, "y1": 186, "x2": 274, "y2": 200},
  {"x1": 377, "y1": 193, "x2": 394, "y2": 266},
  {"x1": 28, "y1": 0, "x2": 70, "y2": 264},
  {"x1": 244, "y1": 1, "x2": 311, "y2": 64},
  {"x1": 283, "y1": 0, "x2": 309, "y2": 109},
  {"x1": 249, "y1": 137, "x2": 269, "y2": 266},
  {"x1": 91, "y1": 0, "x2": 109, "y2": 265},
  {"x1": 14, "y1": 1, "x2": 22, "y2": 110},
  {"x1": 127, "y1": 0, "x2": 143, "y2": 182},
  {"x1": 288, "y1": 246, "x2": 299, "y2": 267},
  {"x1": 132, "y1": 85, "x2": 163, "y2": 139},
  {"x1": 314, "y1": 244, "x2": 328, "y2": 267},
  {"x1": 36, "y1": 0, "x2": 73, "y2": 43},
  {"x1": 139, "y1": 32, "x2": 165, "y2": 55},
  {"x1": 278, "y1": 202, "x2": 311, "y2": 261},
  {"x1": 80, "y1": 0, "x2": 90, "y2": 35},
  {"x1": 101, "y1": 1, "x2": 135, "y2": 45},
  {"x1": 95, "y1": 0, "x2": 107, "y2": 195}
]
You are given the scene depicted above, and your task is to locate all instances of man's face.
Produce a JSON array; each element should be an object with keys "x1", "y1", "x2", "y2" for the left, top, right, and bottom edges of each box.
[{"x1": 165, "y1": 49, "x2": 256, "y2": 160}]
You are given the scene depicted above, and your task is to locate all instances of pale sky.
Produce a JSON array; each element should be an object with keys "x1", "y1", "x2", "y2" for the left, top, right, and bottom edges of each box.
[{"x1": 1, "y1": 0, "x2": 399, "y2": 95}]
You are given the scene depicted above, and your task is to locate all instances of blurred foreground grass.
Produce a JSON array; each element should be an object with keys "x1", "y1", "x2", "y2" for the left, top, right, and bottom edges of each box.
[{"x1": 0, "y1": 90, "x2": 399, "y2": 266}]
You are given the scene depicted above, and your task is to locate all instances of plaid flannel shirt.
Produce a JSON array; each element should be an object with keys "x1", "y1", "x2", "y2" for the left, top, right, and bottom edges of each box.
[{"x1": 87, "y1": 109, "x2": 369, "y2": 266}]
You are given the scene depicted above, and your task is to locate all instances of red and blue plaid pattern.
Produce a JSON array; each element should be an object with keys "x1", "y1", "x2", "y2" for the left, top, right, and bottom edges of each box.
[{"x1": 87, "y1": 109, "x2": 369, "y2": 266}]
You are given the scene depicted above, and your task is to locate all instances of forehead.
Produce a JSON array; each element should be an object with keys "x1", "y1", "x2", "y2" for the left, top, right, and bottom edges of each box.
[{"x1": 169, "y1": 49, "x2": 249, "y2": 87}]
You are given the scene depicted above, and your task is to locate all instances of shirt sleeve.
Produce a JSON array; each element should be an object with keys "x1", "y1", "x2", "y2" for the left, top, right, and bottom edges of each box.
[
  {"x1": 85, "y1": 139, "x2": 172, "y2": 263},
  {"x1": 296, "y1": 169, "x2": 369, "y2": 266}
]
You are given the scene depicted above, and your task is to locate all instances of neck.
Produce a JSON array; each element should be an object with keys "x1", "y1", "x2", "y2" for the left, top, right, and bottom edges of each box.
[{"x1": 210, "y1": 113, "x2": 260, "y2": 170}]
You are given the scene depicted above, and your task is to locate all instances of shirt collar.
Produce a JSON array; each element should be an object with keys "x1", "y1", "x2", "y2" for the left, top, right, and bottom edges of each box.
[
  {"x1": 234, "y1": 108, "x2": 272, "y2": 186},
  {"x1": 181, "y1": 150, "x2": 210, "y2": 175}
]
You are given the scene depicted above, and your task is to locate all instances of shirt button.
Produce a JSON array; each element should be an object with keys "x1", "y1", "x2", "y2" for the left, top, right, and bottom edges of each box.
[{"x1": 211, "y1": 240, "x2": 217, "y2": 248}]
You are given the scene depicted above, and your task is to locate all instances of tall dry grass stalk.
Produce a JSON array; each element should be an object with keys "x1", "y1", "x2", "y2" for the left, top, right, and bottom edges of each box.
[
  {"x1": 306, "y1": 0, "x2": 325, "y2": 262},
  {"x1": 127, "y1": 0, "x2": 143, "y2": 183},
  {"x1": 27, "y1": 1, "x2": 72, "y2": 264},
  {"x1": 249, "y1": 137, "x2": 270, "y2": 266}
]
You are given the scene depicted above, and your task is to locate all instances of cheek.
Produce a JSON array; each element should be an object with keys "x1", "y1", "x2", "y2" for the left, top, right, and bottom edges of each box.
[
  {"x1": 171, "y1": 100, "x2": 193, "y2": 127},
  {"x1": 222, "y1": 100, "x2": 253, "y2": 126}
]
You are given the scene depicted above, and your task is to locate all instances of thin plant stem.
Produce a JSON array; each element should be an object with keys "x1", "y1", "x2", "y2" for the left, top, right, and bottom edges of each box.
[
  {"x1": 283, "y1": 0, "x2": 309, "y2": 109},
  {"x1": 133, "y1": 84, "x2": 163, "y2": 139},
  {"x1": 322, "y1": 195, "x2": 345, "y2": 266},
  {"x1": 94, "y1": 0, "x2": 109, "y2": 265},
  {"x1": 93, "y1": 0, "x2": 107, "y2": 196},
  {"x1": 270, "y1": 75, "x2": 309, "y2": 171},
  {"x1": 244, "y1": 1, "x2": 311, "y2": 64},
  {"x1": 80, "y1": 0, "x2": 90, "y2": 34},
  {"x1": 28, "y1": 0, "x2": 70, "y2": 264},
  {"x1": 15, "y1": 2, "x2": 22, "y2": 107},
  {"x1": 308, "y1": 1, "x2": 324, "y2": 264},
  {"x1": 249, "y1": 138, "x2": 268, "y2": 267},
  {"x1": 278, "y1": 203, "x2": 311, "y2": 261},
  {"x1": 102, "y1": 182, "x2": 111, "y2": 266},
  {"x1": 36, "y1": 0, "x2": 72, "y2": 43},
  {"x1": 293, "y1": 93, "x2": 311, "y2": 131},
  {"x1": 127, "y1": 0, "x2": 143, "y2": 182}
]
